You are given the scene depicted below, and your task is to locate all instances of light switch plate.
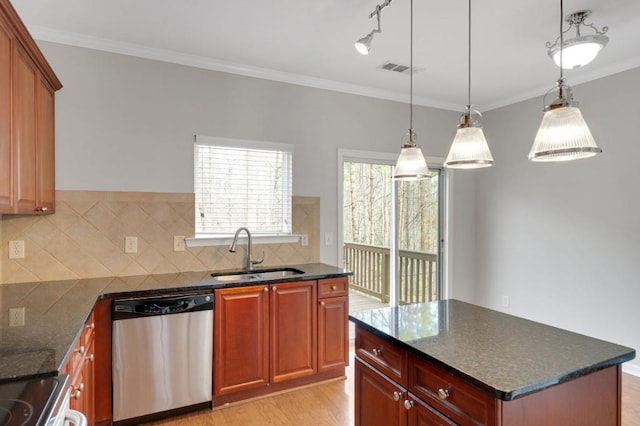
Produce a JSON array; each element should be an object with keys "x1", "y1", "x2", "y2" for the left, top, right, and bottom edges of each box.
[
  {"x1": 173, "y1": 236, "x2": 186, "y2": 252},
  {"x1": 300, "y1": 234, "x2": 309, "y2": 246}
]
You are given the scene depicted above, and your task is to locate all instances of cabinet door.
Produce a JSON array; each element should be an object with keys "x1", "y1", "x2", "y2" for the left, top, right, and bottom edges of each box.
[
  {"x1": 407, "y1": 395, "x2": 457, "y2": 426},
  {"x1": 270, "y1": 280, "x2": 317, "y2": 383},
  {"x1": 36, "y1": 77, "x2": 55, "y2": 213},
  {"x1": 13, "y1": 43, "x2": 38, "y2": 213},
  {"x1": 81, "y1": 338, "x2": 95, "y2": 425},
  {"x1": 0, "y1": 17, "x2": 11, "y2": 211},
  {"x1": 355, "y1": 358, "x2": 406, "y2": 426},
  {"x1": 318, "y1": 295, "x2": 348, "y2": 373},
  {"x1": 214, "y1": 285, "x2": 269, "y2": 395}
]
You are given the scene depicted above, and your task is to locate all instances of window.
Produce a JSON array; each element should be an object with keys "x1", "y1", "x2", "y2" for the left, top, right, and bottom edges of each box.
[{"x1": 194, "y1": 136, "x2": 293, "y2": 236}]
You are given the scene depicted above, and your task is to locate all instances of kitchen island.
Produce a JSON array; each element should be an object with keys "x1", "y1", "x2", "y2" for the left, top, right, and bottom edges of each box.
[{"x1": 350, "y1": 299, "x2": 635, "y2": 426}]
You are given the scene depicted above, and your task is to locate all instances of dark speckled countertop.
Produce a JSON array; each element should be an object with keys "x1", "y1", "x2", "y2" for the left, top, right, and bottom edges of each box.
[
  {"x1": 0, "y1": 263, "x2": 350, "y2": 383},
  {"x1": 349, "y1": 299, "x2": 635, "y2": 401}
]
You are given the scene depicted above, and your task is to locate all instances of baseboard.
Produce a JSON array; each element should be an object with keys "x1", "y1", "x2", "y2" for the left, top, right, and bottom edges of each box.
[{"x1": 622, "y1": 361, "x2": 640, "y2": 377}]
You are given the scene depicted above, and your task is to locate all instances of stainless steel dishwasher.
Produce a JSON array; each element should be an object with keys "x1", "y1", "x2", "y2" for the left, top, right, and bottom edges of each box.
[{"x1": 112, "y1": 293, "x2": 213, "y2": 424}]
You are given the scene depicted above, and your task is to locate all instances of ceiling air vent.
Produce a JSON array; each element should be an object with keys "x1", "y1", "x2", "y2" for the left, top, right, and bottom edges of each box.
[{"x1": 378, "y1": 61, "x2": 423, "y2": 74}]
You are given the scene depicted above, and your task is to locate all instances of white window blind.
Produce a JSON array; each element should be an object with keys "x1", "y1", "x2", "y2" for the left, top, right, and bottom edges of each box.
[{"x1": 194, "y1": 136, "x2": 293, "y2": 235}]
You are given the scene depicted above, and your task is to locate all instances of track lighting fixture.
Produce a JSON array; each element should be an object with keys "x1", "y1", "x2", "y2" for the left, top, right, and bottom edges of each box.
[{"x1": 354, "y1": 0, "x2": 393, "y2": 55}]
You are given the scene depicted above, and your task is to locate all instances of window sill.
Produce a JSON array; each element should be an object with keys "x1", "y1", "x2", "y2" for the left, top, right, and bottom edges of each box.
[{"x1": 186, "y1": 234, "x2": 302, "y2": 248}]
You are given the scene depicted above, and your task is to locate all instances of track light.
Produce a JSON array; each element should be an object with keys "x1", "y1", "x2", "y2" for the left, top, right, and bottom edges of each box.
[{"x1": 354, "y1": 0, "x2": 393, "y2": 55}]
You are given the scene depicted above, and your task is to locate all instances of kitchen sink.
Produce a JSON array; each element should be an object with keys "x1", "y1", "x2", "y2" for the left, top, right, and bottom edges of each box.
[{"x1": 211, "y1": 267, "x2": 305, "y2": 282}]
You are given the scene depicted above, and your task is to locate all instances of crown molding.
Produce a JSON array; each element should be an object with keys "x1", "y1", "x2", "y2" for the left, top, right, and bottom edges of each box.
[{"x1": 28, "y1": 25, "x2": 460, "y2": 111}]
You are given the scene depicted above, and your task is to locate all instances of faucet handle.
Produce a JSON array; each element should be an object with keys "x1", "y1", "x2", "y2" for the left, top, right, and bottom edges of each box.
[{"x1": 252, "y1": 251, "x2": 265, "y2": 265}]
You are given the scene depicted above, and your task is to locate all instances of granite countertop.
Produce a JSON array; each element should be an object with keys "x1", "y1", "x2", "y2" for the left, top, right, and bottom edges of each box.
[
  {"x1": 0, "y1": 263, "x2": 350, "y2": 383},
  {"x1": 349, "y1": 299, "x2": 635, "y2": 401}
]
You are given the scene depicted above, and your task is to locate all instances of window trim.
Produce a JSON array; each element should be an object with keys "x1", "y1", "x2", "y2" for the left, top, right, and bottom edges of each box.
[{"x1": 192, "y1": 135, "x2": 295, "y2": 244}]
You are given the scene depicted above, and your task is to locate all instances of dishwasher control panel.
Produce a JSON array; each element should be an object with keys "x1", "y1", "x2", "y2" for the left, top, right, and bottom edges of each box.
[{"x1": 112, "y1": 293, "x2": 213, "y2": 320}]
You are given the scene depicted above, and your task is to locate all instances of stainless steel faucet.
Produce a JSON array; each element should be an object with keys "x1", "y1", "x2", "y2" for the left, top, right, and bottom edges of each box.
[{"x1": 229, "y1": 227, "x2": 264, "y2": 271}]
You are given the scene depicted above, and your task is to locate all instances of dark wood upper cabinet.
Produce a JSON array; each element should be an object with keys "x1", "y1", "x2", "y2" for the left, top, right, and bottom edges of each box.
[{"x1": 0, "y1": 0, "x2": 61, "y2": 215}]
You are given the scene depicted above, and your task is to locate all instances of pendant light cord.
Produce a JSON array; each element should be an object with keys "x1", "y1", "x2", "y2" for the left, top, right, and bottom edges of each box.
[
  {"x1": 559, "y1": 0, "x2": 564, "y2": 80},
  {"x1": 467, "y1": 0, "x2": 471, "y2": 109},
  {"x1": 409, "y1": 0, "x2": 413, "y2": 132}
]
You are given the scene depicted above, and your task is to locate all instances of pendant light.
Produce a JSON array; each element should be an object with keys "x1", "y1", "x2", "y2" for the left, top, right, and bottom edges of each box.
[
  {"x1": 393, "y1": 0, "x2": 429, "y2": 181},
  {"x1": 444, "y1": 0, "x2": 493, "y2": 169},
  {"x1": 529, "y1": 0, "x2": 602, "y2": 162}
]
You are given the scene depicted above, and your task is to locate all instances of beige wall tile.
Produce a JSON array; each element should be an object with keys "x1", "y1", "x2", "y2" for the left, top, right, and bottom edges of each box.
[{"x1": 0, "y1": 191, "x2": 320, "y2": 284}]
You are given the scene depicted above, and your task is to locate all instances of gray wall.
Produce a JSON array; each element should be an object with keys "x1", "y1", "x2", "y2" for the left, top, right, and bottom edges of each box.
[
  {"x1": 479, "y1": 67, "x2": 640, "y2": 374},
  {"x1": 40, "y1": 41, "x2": 476, "y2": 299}
]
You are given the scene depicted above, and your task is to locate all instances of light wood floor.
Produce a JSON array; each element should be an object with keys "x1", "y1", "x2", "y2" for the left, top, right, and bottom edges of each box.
[{"x1": 147, "y1": 356, "x2": 640, "y2": 426}]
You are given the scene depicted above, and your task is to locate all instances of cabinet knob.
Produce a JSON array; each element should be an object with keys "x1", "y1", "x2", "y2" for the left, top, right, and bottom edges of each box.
[
  {"x1": 35, "y1": 206, "x2": 48, "y2": 213},
  {"x1": 438, "y1": 388, "x2": 450, "y2": 400},
  {"x1": 372, "y1": 347, "x2": 382, "y2": 357},
  {"x1": 263, "y1": 287, "x2": 269, "y2": 292},
  {"x1": 74, "y1": 345, "x2": 85, "y2": 354},
  {"x1": 320, "y1": 301, "x2": 325, "y2": 306},
  {"x1": 86, "y1": 353, "x2": 94, "y2": 362},
  {"x1": 272, "y1": 286, "x2": 277, "y2": 292},
  {"x1": 403, "y1": 400, "x2": 414, "y2": 410},
  {"x1": 331, "y1": 285, "x2": 337, "y2": 290},
  {"x1": 392, "y1": 391, "x2": 402, "y2": 401},
  {"x1": 86, "y1": 322, "x2": 95, "y2": 330}
]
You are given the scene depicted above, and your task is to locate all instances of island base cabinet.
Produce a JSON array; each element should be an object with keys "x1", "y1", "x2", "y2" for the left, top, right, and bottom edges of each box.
[
  {"x1": 500, "y1": 365, "x2": 621, "y2": 426},
  {"x1": 355, "y1": 358, "x2": 406, "y2": 426}
]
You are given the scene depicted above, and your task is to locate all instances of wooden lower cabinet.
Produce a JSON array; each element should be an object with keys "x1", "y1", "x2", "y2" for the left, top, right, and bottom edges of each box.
[
  {"x1": 355, "y1": 358, "x2": 455, "y2": 426},
  {"x1": 64, "y1": 314, "x2": 96, "y2": 425},
  {"x1": 214, "y1": 284, "x2": 270, "y2": 395},
  {"x1": 214, "y1": 277, "x2": 348, "y2": 404},
  {"x1": 318, "y1": 295, "x2": 348, "y2": 373},
  {"x1": 270, "y1": 280, "x2": 317, "y2": 383},
  {"x1": 355, "y1": 325, "x2": 623, "y2": 426}
]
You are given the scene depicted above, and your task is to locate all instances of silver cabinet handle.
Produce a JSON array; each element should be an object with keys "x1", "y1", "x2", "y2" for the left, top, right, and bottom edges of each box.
[
  {"x1": 35, "y1": 206, "x2": 48, "y2": 213},
  {"x1": 372, "y1": 348, "x2": 382, "y2": 357},
  {"x1": 438, "y1": 388, "x2": 450, "y2": 400},
  {"x1": 331, "y1": 285, "x2": 337, "y2": 290},
  {"x1": 404, "y1": 400, "x2": 414, "y2": 410},
  {"x1": 392, "y1": 391, "x2": 402, "y2": 401}
]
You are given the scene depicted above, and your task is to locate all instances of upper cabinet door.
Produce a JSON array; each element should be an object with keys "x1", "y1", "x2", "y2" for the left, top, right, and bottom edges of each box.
[
  {"x1": 13, "y1": 42, "x2": 38, "y2": 213},
  {"x1": 37, "y1": 78, "x2": 55, "y2": 213},
  {"x1": 0, "y1": 18, "x2": 12, "y2": 211}
]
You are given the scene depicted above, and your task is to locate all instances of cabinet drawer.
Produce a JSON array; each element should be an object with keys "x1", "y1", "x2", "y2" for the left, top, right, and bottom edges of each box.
[
  {"x1": 318, "y1": 277, "x2": 348, "y2": 298},
  {"x1": 355, "y1": 326, "x2": 407, "y2": 386},
  {"x1": 409, "y1": 354, "x2": 495, "y2": 426}
]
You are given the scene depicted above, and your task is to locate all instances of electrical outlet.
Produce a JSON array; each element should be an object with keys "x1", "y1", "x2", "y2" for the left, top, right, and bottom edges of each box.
[
  {"x1": 124, "y1": 236, "x2": 138, "y2": 254},
  {"x1": 173, "y1": 236, "x2": 186, "y2": 252},
  {"x1": 8, "y1": 240, "x2": 25, "y2": 259},
  {"x1": 324, "y1": 232, "x2": 334, "y2": 246},
  {"x1": 501, "y1": 295, "x2": 510, "y2": 308},
  {"x1": 300, "y1": 234, "x2": 309, "y2": 246},
  {"x1": 9, "y1": 307, "x2": 25, "y2": 327}
]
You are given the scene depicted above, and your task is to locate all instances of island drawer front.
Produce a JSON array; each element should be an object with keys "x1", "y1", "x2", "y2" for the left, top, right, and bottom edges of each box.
[
  {"x1": 318, "y1": 277, "x2": 348, "y2": 298},
  {"x1": 409, "y1": 354, "x2": 496, "y2": 426},
  {"x1": 355, "y1": 326, "x2": 408, "y2": 386}
]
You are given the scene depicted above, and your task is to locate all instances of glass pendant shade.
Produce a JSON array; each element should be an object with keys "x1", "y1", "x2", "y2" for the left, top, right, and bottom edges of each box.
[
  {"x1": 549, "y1": 35, "x2": 608, "y2": 69},
  {"x1": 529, "y1": 105, "x2": 601, "y2": 161},
  {"x1": 394, "y1": 144, "x2": 429, "y2": 180},
  {"x1": 445, "y1": 126, "x2": 493, "y2": 169}
]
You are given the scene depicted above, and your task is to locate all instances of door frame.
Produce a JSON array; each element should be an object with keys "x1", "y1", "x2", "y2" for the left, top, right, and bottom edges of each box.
[{"x1": 337, "y1": 149, "x2": 451, "y2": 304}]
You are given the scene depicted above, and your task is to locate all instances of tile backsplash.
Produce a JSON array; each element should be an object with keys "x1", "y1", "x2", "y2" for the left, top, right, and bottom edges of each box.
[{"x1": 0, "y1": 191, "x2": 319, "y2": 284}]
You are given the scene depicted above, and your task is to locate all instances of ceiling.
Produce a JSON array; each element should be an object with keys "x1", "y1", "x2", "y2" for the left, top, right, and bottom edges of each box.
[{"x1": 11, "y1": 0, "x2": 640, "y2": 111}]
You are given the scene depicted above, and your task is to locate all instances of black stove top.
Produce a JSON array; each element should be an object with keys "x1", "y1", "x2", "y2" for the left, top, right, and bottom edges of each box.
[{"x1": 0, "y1": 377, "x2": 66, "y2": 426}]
